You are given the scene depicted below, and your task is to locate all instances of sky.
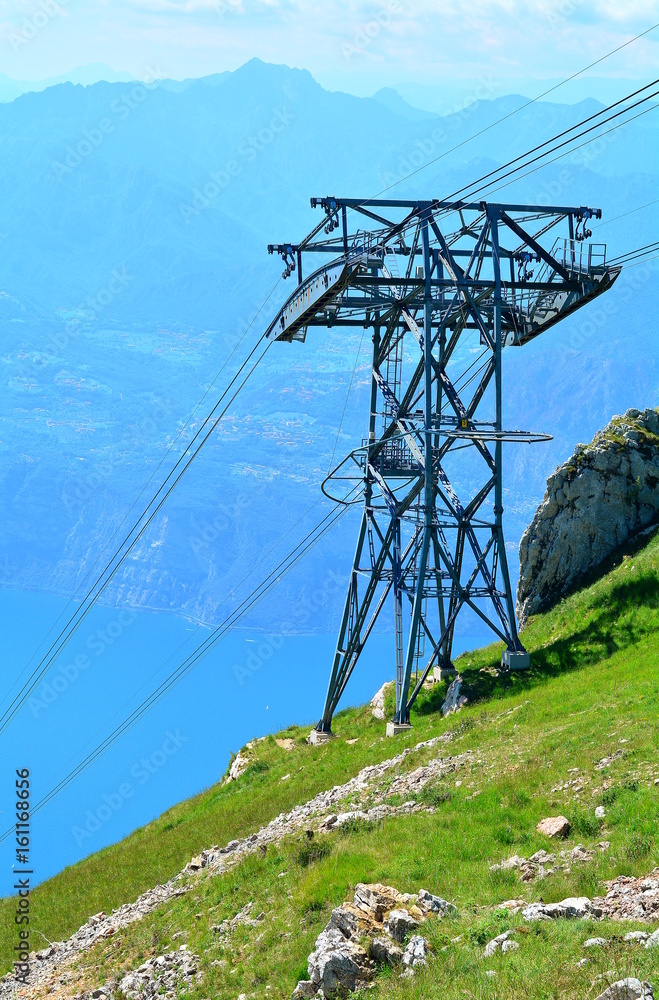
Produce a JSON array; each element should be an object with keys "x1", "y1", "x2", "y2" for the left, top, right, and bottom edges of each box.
[{"x1": 0, "y1": 0, "x2": 657, "y2": 103}]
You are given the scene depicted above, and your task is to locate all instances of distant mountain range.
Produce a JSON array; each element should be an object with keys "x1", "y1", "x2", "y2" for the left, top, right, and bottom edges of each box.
[{"x1": 0, "y1": 59, "x2": 656, "y2": 638}]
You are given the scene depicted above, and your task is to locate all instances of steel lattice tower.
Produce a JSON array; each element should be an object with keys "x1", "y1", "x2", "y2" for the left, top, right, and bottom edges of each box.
[{"x1": 266, "y1": 198, "x2": 619, "y2": 736}]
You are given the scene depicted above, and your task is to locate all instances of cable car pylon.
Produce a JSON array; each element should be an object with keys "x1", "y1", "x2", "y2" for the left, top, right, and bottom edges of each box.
[{"x1": 266, "y1": 197, "x2": 620, "y2": 738}]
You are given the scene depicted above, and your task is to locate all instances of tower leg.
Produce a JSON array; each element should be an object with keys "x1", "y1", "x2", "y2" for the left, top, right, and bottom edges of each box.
[
  {"x1": 316, "y1": 510, "x2": 368, "y2": 734},
  {"x1": 490, "y1": 209, "x2": 527, "y2": 665}
]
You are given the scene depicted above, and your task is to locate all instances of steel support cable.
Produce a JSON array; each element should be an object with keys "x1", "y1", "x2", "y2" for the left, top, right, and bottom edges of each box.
[
  {"x1": 593, "y1": 199, "x2": 659, "y2": 229},
  {"x1": 461, "y1": 98, "x2": 659, "y2": 206},
  {"x1": 8, "y1": 71, "x2": 654, "y2": 808},
  {"x1": 0, "y1": 344, "x2": 368, "y2": 832},
  {"x1": 0, "y1": 488, "x2": 359, "y2": 842},
  {"x1": 608, "y1": 241, "x2": 659, "y2": 264},
  {"x1": 53, "y1": 340, "x2": 370, "y2": 778},
  {"x1": 618, "y1": 253, "x2": 659, "y2": 269},
  {"x1": 0, "y1": 336, "x2": 272, "y2": 735},
  {"x1": 336, "y1": 84, "x2": 659, "y2": 274},
  {"x1": 375, "y1": 94, "x2": 659, "y2": 254},
  {"x1": 2, "y1": 279, "x2": 282, "y2": 714},
  {"x1": 432, "y1": 82, "x2": 659, "y2": 212},
  {"x1": 348, "y1": 24, "x2": 659, "y2": 203}
]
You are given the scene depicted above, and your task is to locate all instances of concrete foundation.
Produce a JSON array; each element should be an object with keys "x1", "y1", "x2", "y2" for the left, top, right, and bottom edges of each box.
[
  {"x1": 433, "y1": 665, "x2": 457, "y2": 682},
  {"x1": 308, "y1": 728, "x2": 332, "y2": 745},
  {"x1": 385, "y1": 721, "x2": 413, "y2": 738},
  {"x1": 501, "y1": 649, "x2": 530, "y2": 671}
]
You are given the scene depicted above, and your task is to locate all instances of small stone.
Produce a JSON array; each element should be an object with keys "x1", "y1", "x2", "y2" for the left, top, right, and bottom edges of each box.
[
  {"x1": 646, "y1": 927, "x2": 659, "y2": 948},
  {"x1": 292, "y1": 981, "x2": 317, "y2": 999},
  {"x1": 402, "y1": 935, "x2": 428, "y2": 968},
  {"x1": 584, "y1": 937, "x2": 607, "y2": 948},
  {"x1": 623, "y1": 931, "x2": 649, "y2": 943},
  {"x1": 595, "y1": 806, "x2": 606, "y2": 819},
  {"x1": 417, "y1": 889, "x2": 457, "y2": 916},
  {"x1": 529, "y1": 849, "x2": 555, "y2": 864},
  {"x1": 536, "y1": 816, "x2": 570, "y2": 838},
  {"x1": 485, "y1": 969, "x2": 496, "y2": 978},
  {"x1": 501, "y1": 939, "x2": 519, "y2": 954},
  {"x1": 483, "y1": 930, "x2": 512, "y2": 957},
  {"x1": 497, "y1": 899, "x2": 526, "y2": 914}
]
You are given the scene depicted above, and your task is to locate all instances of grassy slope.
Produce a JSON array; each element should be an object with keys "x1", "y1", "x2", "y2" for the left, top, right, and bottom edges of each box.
[{"x1": 1, "y1": 532, "x2": 658, "y2": 997}]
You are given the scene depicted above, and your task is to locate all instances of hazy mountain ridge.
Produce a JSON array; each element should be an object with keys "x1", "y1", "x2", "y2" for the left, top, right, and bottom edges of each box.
[{"x1": 0, "y1": 59, "x2": 656, "y2": 633}]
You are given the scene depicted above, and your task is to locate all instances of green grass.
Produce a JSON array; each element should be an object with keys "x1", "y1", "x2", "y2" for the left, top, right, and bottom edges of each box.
[{"x1": 1, "y1": 531, "x2": 659, "y2": 998}]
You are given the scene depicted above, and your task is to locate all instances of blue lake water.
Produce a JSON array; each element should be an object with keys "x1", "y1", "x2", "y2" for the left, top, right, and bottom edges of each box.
[{"x1": 0, "y1": 588, "x2": 484, "y2": 890}]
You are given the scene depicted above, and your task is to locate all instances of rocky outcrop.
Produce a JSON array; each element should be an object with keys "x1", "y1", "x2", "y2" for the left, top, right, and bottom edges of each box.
[
  {"x1": 517, "y1": 407, "x2": 659, "y2": 623},
  {"x1": 296, "y1": 883, "x2": 455, "y2": 996},
  {"x1": 370, "y1": 682, "x2": 388, "y2": 720},
  {"x1": 0, "y1": 732, "x2": 467, "y2": 1000}
]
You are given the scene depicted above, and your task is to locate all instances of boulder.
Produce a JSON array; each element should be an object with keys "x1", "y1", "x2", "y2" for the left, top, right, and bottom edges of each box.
[
  {"x1": 594, "y1": 979, "x2": 654, "y2": 1000},
  {"x1": 307, "y1": 927, "x2": 371, "y2": 995},
  {"x1": 517, "y1": 407, "x2": 659, "y2": 623},
  {"x1": 370, "y1": 683, "x2": 388, "y2": 720},
  {"x1": 536, "y1": 816, "x2": 570, "y2": 838},
  {"x1": 441, "y1": 675, "x2": 468, "y2": 716},
  {"x1": 328, "y1": 903, "x2": 379, "y2": 939},
  {"x1": 523, "y1": 896, "x2": 601, "y2": 921}
]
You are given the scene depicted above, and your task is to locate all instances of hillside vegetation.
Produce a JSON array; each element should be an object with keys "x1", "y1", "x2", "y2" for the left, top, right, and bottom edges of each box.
[{"x1": 1, "y1": 530, "x2": 658, "y2": 998}]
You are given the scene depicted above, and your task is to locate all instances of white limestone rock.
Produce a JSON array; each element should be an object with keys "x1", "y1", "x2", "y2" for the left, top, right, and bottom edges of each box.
[
  {"x1": 517, "y1": 407, "x2": 659, "y2": 623},
  {"x1": 307, "y1": 927, "x2": 371, "y2": 995}
]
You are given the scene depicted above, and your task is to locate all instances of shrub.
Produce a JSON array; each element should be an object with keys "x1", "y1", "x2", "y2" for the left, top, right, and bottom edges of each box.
[
  {"x1": 419, "y1": 784, "x2": 451, "y2": 807},
  {"x1": 243, "y1": 760, "x2": 270, "y2": 780},
  {"x1": 297, "y1": 839, "x2": 333, "y2": 868},
  {"x1": 569, "y1": 809, "x2": 601, "y2": 837},
  {"x1": 337, "y1": 817, "x2": 375, "y2": 837},
  {"x1": 625, "y1": 834, "x2": 652, "y2": 860}
]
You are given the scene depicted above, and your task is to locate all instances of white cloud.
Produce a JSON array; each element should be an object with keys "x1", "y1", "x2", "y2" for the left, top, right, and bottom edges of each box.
[{"x1": 1, "y1": 0, "x2": 656, "y2": 92}]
